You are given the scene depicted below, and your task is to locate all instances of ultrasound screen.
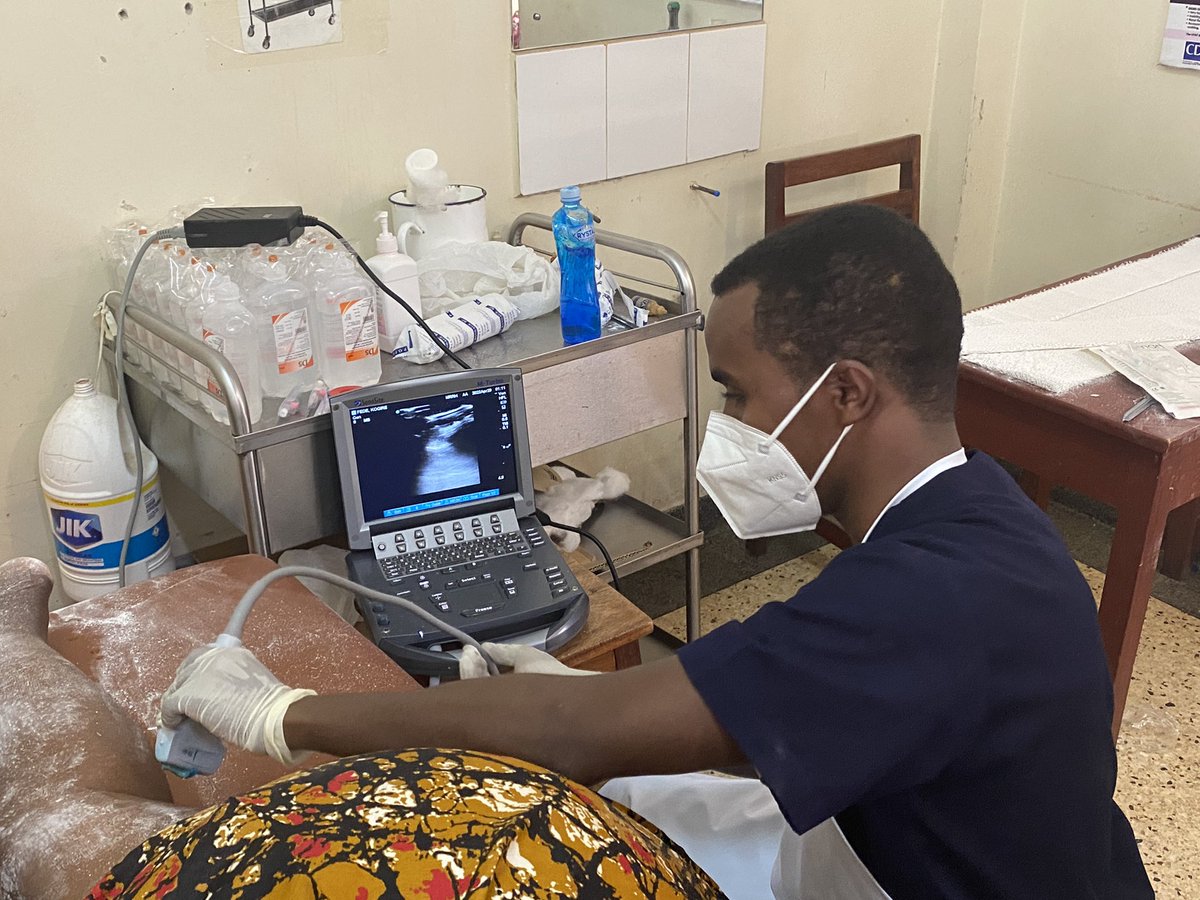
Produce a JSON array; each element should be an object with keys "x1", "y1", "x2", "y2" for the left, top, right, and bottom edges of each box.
[{"x1": 348, "y1": 384, "x2": 517, "y2": 523}]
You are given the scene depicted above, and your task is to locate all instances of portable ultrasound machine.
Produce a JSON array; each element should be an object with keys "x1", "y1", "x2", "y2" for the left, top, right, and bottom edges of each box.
[{"x1": 331, "y1": 367, "x2": 590, "y2": 677}]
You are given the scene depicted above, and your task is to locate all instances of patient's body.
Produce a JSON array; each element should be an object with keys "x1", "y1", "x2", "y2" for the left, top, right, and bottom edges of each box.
[
  {"x1": 0, "y1": 558, "x2": 188, "y2": 898},
  {"x1": 0, "y1": 557, "x2": 719, "y2": 899}
]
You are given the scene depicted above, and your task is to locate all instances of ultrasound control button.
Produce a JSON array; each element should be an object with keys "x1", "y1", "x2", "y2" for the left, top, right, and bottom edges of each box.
[
  {"x1": 370, "y1": 602, "x2": 384, "y2": 612},
  {"x1": 376, "y1": 615, "x2": 391, "y2": 626},
  {"x1": 376, "y1": 542, "x2": 386, "y2": 552},
  {"x1": 462, "y1": 603, "x2": 504, "y2": 618},
  {"x1": 523, "y1": 562, "x2": 538, "y2": 571}
]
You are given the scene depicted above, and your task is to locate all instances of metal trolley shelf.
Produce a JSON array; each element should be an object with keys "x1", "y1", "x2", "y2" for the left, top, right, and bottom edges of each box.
[{"x1": 108, "y1": 213, "x2": 705, "y2": 640}]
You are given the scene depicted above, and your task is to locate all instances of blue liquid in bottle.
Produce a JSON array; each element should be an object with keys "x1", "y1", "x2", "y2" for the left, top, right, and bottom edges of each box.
[{"x1": 553, "y1": 185, "x2": 602, "y2": 345}]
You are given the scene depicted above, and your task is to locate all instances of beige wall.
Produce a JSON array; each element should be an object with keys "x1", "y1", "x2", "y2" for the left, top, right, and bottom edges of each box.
[
  {"x1": 0, "y1": 0, "x2": 953, "y2": 575},
  {"x1": 987, "y1": 0, "x2": 1200, "y2": 305}
]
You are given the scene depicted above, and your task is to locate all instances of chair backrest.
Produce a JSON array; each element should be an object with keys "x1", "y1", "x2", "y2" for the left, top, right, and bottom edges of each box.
[{"x1": 764, "y1": 134, "x2": 921, "y2": 234}]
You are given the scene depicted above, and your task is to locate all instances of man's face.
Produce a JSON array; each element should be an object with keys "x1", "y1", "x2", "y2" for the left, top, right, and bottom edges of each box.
[{"x1": 704, "y1": 283, "x2": 842, "y2": 478}]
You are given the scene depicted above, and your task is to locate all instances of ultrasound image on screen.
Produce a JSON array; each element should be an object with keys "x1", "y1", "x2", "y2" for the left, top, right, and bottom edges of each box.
[
  {"x1": 349, "y1": 385, "x2": 517, "y2": 523},
  {"x1": 413, "y1": 403, "x2": 479, "y2": 494}
]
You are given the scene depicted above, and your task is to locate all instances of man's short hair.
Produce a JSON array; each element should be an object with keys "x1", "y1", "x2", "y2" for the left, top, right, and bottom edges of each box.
[{"x1": 711, "y1": 203, "x2": 963, "y2": 420}]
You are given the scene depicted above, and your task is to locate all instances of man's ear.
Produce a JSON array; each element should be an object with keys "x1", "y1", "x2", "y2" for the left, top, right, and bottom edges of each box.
[{"x1": 828, "y1": 361, "x2": 877, "y2": 426}]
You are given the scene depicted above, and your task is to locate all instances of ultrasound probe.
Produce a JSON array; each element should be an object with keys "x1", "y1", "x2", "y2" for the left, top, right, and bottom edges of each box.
[{"x1": 155, "y1": 566, "x2": 499, "y2": 778}]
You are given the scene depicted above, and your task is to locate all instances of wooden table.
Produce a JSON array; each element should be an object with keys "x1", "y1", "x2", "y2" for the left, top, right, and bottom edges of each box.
[
  {"x1": 956, "y1": 241, "x2": 1200, "y2": 734},
  {"x1": 555, "y1": 550, "x2": 654, "y2": 671}
]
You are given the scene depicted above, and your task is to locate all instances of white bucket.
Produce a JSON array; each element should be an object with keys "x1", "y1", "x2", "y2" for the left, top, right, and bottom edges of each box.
[
  {"x1": 389, "y1": 185, "x2": 489, "y2": 260},
  {"x1": 39, "y1": 379, "x2": 174, "y2": 602}
]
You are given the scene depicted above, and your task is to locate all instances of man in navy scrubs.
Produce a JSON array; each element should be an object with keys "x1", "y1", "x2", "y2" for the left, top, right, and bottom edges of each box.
[{"x1": 165, "y1": 204, "x2": 1153, "y2": 898}]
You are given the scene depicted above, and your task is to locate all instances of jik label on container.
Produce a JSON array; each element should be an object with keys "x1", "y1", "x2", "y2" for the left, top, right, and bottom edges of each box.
[
  {"x1": 271, "y1": 309, "x2": 314, "y2": 374},
  {"x1": 46, "y1": 479, "x2": 170, "y2": 570},
  {"x1": 340, "y1": 296, "x2": 379, "y2": 362}
]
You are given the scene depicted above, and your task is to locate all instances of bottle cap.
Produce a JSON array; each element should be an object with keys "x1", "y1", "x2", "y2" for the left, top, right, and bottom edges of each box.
[{"x1": 560, "y1": 185, "x2": 581, "y2": 203}]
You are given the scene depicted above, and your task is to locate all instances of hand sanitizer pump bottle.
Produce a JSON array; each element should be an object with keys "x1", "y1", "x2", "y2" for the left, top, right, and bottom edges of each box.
[{"x1": 365, "y1": 211, "x2": 423, "y2": 355}]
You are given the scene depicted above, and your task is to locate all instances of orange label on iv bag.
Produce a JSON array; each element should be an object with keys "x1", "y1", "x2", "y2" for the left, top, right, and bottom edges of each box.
[
  {"x1": 202, "y1": 329, "x2": 225, "y2": 397},
  {"x1": 340, "y1": 296, "x2": 379, "y2": 362},
  {"x1": 271, "y1": 308, "x2": 314, "y2": 374}
]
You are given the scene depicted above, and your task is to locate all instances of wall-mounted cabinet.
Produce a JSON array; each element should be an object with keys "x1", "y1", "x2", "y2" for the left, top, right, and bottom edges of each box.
[{"x1": 515, "y1": 23, "x2": 767, "y2": 195}]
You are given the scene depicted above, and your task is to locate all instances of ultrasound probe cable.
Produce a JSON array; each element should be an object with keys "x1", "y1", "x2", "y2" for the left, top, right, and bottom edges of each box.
[{"x1": 155, "y1": 567, "x2": 500, "y2": 778}]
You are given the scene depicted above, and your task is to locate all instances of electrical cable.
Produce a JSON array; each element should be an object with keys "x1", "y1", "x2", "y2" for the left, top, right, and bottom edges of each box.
[
  {"x1": 221, "y1": 566, "x2": 499, "y2": 675},
  {"x1": 115, "y1": 227, "x2": 185, "y2": 588},
  {"x1": 302, "y1": 217, "x2": 472, "y2": 371},
  {"x1": 535, "y1": 511, "x2": 621, "y2": 592},
  {"x1": 95, "y1": 290, "x2": 121, "y2": 383}
]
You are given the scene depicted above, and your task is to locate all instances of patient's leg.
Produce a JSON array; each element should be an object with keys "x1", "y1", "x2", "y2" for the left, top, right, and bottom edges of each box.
[{"x1": 0, "y1": 558, "x2": 188, "y2": 900}]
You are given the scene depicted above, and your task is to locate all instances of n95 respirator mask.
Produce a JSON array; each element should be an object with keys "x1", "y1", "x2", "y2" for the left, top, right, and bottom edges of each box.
[{"x1": 697, "y1": 363, "x2": 851, "y2": 540}]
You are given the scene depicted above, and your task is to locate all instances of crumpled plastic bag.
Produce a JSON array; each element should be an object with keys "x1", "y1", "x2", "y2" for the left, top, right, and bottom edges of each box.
[{"x1": 418, "y1": 241, "x2": 559, "y2": 321}]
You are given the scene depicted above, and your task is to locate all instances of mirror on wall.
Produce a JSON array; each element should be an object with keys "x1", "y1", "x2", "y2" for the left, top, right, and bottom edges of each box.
[{"x1": 511, "y1": 0, "x2": 763, "y2": 51}]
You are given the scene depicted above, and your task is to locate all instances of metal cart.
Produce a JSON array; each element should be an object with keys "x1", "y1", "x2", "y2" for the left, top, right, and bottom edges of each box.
[
  {"x1": 247, "y1": 0, "x2": 336, "y2": 50},
  {"x1": 109, "y1": 214, "x2": 706, "y2": 641}
]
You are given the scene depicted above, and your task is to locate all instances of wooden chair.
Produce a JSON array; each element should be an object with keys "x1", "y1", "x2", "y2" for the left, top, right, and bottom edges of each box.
[
  {"x1": 764, "y1": 134, "x2": 921, "y2": 234},
  {"x1": 756, "y1": 135, "x2": 921, "y2": 553}
]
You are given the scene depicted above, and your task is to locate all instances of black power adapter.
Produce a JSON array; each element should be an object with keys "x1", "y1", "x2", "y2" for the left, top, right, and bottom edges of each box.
[{"x1": 183, "y1": 206, "x2": 305, "y2": 248}]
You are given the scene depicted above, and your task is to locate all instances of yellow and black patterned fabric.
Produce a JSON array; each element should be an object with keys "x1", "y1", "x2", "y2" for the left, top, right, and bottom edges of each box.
[{"x1": 87, "y1": 748, "x2": 724, "y2": 899}]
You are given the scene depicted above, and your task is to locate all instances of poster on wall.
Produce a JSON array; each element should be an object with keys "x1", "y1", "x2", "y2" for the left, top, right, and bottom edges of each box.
[
  {"x1": 238, "y1": 0, "x2": 343, "y2": 53},
  {"x1": 1160, "y1": 0, "x2": 1200, "y2": 69}
]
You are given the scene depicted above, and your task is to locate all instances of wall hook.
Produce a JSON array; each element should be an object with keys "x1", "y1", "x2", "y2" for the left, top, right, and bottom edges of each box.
[{"x1": 690, "y1": 183, "x2": 721, "y2": 197}]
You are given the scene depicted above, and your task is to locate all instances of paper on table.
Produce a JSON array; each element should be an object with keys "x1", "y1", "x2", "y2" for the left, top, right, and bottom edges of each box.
[
  {"x1": 962, "y1": 314, "x2": 1200, "y2": 355},
  {"x1": 1090, "y1": 344, "x2": 1200, "y2": 419},
  {"x1": 962, "y1": 238, "x2": 1200, "y2": 393}
]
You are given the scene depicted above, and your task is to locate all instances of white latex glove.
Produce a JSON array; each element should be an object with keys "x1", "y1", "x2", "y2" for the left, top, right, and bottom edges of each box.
[
  {"x1": 160, "y1": 641, "x2": 316, "y2": 766},
  {"x1": 458, "y1": 641, "x2": 600, "y2": 680}
]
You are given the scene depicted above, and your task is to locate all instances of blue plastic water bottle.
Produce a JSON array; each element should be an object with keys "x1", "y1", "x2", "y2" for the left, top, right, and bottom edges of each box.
[{"x1": 553, "y1": 185, "x2": 602, "y2": 345}]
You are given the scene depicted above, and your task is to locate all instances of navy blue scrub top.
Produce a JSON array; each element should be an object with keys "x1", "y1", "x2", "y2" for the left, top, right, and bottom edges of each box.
[{"x1": 679, "y1": 452, "x2": 1152, "y2": 899}]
